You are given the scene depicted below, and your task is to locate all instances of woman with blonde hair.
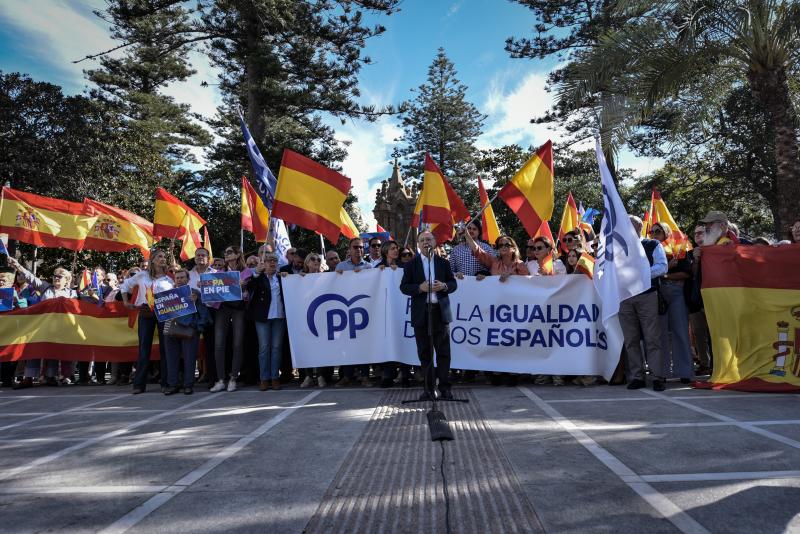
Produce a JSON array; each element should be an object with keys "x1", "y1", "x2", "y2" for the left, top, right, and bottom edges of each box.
[
  {"x1": 120, "y1": 249, "x2": 174, "y2": 394},
  {"x1": 8, "y1": 257, "x2": 78, "y2": 388}
]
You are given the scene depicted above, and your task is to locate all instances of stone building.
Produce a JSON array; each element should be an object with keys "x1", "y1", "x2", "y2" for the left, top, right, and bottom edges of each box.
[{"x1": 372, "y1": 159, "x2": 419, "y2": 244}]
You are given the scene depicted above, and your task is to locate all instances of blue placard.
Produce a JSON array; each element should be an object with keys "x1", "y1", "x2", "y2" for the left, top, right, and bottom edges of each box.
[
  {"x1": 199, "y1": 271, "x2": 243, "y2": 303},
  {"x1": 0, "y1": 288, "x2": 13, "y2": 312},
  {"x1": 153, "y1": 285, "x2": 196, "y2": 323}
]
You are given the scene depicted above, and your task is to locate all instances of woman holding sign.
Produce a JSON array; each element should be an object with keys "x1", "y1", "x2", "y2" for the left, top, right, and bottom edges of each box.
[
  {"x1": 120, "y1": 250, "x2": 174, "y2": 394},
  {"x1": 210, "y1": 246, "x2": 247, "y2": 393},
  {"x1": 246, "y1": 252, "x2": 287, "y2": 391}
]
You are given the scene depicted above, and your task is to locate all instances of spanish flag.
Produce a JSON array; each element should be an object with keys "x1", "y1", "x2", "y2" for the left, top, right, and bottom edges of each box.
[
  {"x1": 478, "y1": 176, "x2": 500, "y2": 244},
  {"x1": 557, "y1": 191, "x2": 580, "y2": 253},
  {"x1": 339, "y1": 207, "x2": 359, "y2": 240},
  {"x1": 412, "y1": 153, "x2": 469, "y2": 243},
  {"x1": 645, "y1": 188, "x2": 691, "y2": 258},
  {"x1": 204, "y1": 227, "x2": 213, "y2": 259},
  {"x1": 0, "y1": 299, "x2": 159, "y2": 362},
  {"x1": 241, "y1": 176, "x2": 269, "y2": 242},
  {"x1": 82, "y1": 198, "x2": 154, "y2": 257},
  {"x1": 696, "y1": 245, "x2": 800, "y2": 392},
  {"x1": 534, "y1": 220, "x2": 555, "y2": 243},
  {"x1": 534, "y1": 220, "x2": 556, "y2": 275},
  {"x1": 273, "y1": 149, "x2": 351, "y2": 243},
  {"x1": 498, "y1": 140, "x2": 554, "y2": 237},
  {"x1": 153, "y1": 188, "x2": 206, "y2": 261},
  {"x1": 575, "y1": 252, "x2": 595, "y2": 279},
  {"x1": 0, "y1": 187, "x2": 93, "y2": 251}
]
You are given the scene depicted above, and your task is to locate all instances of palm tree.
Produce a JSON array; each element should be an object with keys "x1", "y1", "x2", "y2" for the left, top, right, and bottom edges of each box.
[{"x1": 558, "y1": 0, "x2": 800, "y2": 232}]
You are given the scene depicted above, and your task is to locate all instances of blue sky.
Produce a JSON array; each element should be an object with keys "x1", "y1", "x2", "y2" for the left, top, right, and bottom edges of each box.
[{"x1": 0, "y1": 0, "x2": 661, "y2": 228}]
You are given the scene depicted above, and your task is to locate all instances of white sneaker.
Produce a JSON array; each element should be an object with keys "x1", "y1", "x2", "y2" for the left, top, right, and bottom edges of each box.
[
  {"x1": 318, "y1": 375, "x2": 327, "y2": 388},
  {"x1": 300, "y1": 376, "x2": 314, "y2": 388},
  {"x1": 227, "y1": 378, "x2": 238, "y2": 392},
  {"x1": 210, "y1": 380, "x2": 226, "y2": 392}
]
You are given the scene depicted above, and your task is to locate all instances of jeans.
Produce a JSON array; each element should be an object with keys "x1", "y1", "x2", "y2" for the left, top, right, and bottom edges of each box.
[
  {"x1": 254, "y1": 319, "x2": 285, "y2": 381},
  {"x1": 660, "y1": 281, "x2": 693, "y2": 379},
  {"x1": 164, "y1": 332, "x2": 199, "y2": 388},
  {"x1": 133, "y1": 312, "x2": 167, "y2": 390},
  {"x1": 214, "y1": 306, "x2": 245, "y2": 381}
]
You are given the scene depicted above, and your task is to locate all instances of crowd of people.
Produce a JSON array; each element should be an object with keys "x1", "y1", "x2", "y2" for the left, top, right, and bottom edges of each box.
[{"x1": 1, "y1": 213, "x2": 798, "y2": 395}]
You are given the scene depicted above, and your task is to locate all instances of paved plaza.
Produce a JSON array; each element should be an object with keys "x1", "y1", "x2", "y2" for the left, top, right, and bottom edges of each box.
[{"x1": 0, "y1": 383, "x2": 798, "y2": 533}]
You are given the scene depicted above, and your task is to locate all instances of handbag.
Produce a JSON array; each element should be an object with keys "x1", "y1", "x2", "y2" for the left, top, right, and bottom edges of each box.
[
  {"x1": 656, "y1": 287, "x2": 669, "y2": 315},
  {"x1": 163, "y1": 318, "x2": 195, "y2": 339}
]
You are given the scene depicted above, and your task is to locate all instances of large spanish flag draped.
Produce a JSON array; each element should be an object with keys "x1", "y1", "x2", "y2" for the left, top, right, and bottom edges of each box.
[
  {"x1": 273, "y1": 149, "x2": 351, "y2": 243},
  {"x1": 477, "y1": 176, "x2": 500, "y2": 244},
  {"x1": 412, "y1": 154, "x2": 469, "y2": 243},
  {"x1": 498, "y1": 140, "x2": 554, "y2": 237},
  {"x1": 339, "y1": 208, "x2": 359, "y2": 240},
  {"x1": 557, "y1": 191, "x2": 580, "y2": 253},
  {"x1": 696, "y1": 245, "x2": 800, "y2": 392},
  {"x1": 643, "y1": 188, "x2": 691, "y2": 258},
  {"x1": 153, "y1": 188, "x2": 206, "y2": 261},
  {"x1": 0, "y1": 299, "x2": 159, "y2": 362},
  {"x1": 241, "y1": 176, "x2": 269, "y2": 242},
  {"x1": 0, "y1": 187, "x2": 92, "y2": 251},
  {"x1": 82, "y1": 198, "x2": 154, "y2": 257}
]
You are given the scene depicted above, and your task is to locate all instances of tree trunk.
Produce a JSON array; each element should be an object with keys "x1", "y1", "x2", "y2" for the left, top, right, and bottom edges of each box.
[
  {"x1": 243, "y1": 3, "x2": 264, "y2": 141},
  {"x1": 748, "y1": 66, "x2": 800, "y2": 236}
]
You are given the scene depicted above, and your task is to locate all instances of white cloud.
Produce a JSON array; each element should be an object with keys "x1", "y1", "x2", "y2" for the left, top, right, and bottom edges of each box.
[
  {"x1": 479, "y1": 70, "x2": 568, "y2": 150},
  {"x1": 336, "y1": 116, "x2": 403, "y2": 231},
  {"x1": 445, "y1": 1, "x2": 463, "y2": 18}
]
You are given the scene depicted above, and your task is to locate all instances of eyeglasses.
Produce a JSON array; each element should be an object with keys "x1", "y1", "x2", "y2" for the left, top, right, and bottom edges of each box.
[
  {"x1": 401, "y1": 252, "x2": 413, "y2": 256},
  {"x1": 104, "y1": 278, "x2": 112, "y2": 282},
  {"x1": 264, "y1": 258, "x2": 278, "y2": 263},
  {"x1": 497, "y1": 243, "x2": 512, "y2": 249},
  {"x1": 53, "y1": 274, "x2": 65, "y2": 279},
  {"x1": 564, "y1": 237, "x2": 575, "y2": 243},
  {"x1": 309, "y1": 258, "x2": 321, "y2": 262},
  {"x1": 370, "y1": 244, "x2": 381, "y2": 248},
  {"x1": 351, "y1": 245, "x2": 364, "y2": 249},
  {"x1": 532, "y1": 246, "x2": 547, "y2": 251},
  {"x1": 652, "y1": 228, "x2": 664, "y2": 234}
]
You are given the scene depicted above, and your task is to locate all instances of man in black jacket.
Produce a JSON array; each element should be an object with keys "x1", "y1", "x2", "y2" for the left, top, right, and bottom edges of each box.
[{"x1": 400, "y1": 231, "x2": 458, "y2": 400}]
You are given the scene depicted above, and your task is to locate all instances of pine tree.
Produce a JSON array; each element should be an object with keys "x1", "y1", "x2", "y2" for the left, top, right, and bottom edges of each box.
[{"x1": 398, "y1": 48, "x2": 485, "y2": 211}]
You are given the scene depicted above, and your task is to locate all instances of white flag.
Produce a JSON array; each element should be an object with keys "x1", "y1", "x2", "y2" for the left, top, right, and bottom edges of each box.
[
  {"x1": 272, "y1": 218, "x2": 292, "y2": 267},
  {"x1": 593, "y1": 139, "x2": 650, "y2": 327}
]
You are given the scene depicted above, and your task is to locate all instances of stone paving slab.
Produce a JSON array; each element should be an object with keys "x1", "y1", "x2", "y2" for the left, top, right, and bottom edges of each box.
[{"x1": 303, "y1": 389, "x2": 544, "y2": 534}]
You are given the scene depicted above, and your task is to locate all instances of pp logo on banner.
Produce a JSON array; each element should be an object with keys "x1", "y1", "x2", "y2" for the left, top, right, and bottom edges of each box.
[{"x1": 307, "y1": 294, "x2": 370, "y2": 340}]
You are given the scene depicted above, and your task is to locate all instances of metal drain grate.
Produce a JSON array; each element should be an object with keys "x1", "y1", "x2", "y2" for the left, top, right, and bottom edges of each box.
[{"x1": 303, "y1": 388, "x2": 544, "y2": 534}]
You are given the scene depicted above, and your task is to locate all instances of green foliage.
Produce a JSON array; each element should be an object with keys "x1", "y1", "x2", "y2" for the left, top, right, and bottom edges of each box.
[{"x1": 398, "y1": 48, "x2": 485, "y2": 212}]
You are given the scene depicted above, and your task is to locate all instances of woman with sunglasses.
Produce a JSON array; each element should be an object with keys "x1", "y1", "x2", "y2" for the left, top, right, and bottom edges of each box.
[
  {"x1": 399, "y1": 247, "x2": 415, "y2": 263},
  {"x1": 210, "y1": 246, "x2": 247, "y2": 392},
  {"x1": 376, "y1": 240, "x2": 413, "y2": 387},
  {"x1": 119, "y1": 250, "x2": 174, "y2": 393},
  {"x1": 298, "y1": 253, "x2": 333, "y2": 387},
  {"x1": 463, "y1": 232, "x2": 529, "y2": 281},
  {"x1": 8, "y1": 257, "x2": 79, "y2": 388},
  {"x1": 526, "y1": 236, "x2": 567, "y2": 276}
]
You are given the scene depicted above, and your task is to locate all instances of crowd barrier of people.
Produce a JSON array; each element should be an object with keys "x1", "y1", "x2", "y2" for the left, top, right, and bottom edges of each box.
[{"x1": 2, "y1": 213, "x2": 799, "y2": 395}]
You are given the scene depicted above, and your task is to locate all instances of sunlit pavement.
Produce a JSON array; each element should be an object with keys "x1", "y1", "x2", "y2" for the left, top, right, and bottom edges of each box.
[{"x1": 0, "y1": 383, "x2": 798, "y2": 533}]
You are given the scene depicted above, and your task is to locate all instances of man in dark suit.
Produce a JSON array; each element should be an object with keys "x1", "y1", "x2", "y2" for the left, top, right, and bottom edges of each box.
[{"x1": 400, "y1": 231, "x2": 458, "y2": 400}]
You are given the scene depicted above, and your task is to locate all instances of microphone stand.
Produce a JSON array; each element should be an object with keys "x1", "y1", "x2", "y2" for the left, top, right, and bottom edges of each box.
[{"x1": 401, "y1": 246, "x2": 466, "y2": 442}]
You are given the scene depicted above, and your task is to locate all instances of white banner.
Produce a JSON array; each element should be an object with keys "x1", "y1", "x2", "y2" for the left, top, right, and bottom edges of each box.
[{"x1": 282, "y1": 269, "x2": 623, "y2": 378}]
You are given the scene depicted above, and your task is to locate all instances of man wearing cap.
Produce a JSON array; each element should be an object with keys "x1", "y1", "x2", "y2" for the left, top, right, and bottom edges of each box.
[
  {"x1": 698, "y1": 211, "x2": 732, "y2": 247},
  {"x1": 620, "y1": 215, "x2": 669, "y2": 392}
]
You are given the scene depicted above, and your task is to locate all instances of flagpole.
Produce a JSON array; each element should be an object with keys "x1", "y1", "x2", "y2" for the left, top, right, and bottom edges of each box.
[
  {"x1": 319, "y1": 234, "x2": 325, "y2": 255},
  {"x1": 403, "y1": 226, "x2": 412, "y2": 248},
  {"x1": 240, "y1": 228, "x2": 244, "y2": 252},
  {"x1": 70, "y1": 250, "x2": 78, "y2": 276},
  {"x1": 32, "y1": 247, "x2": 38, "y2": 276},
  {"x1": 466, "y1": 188, "x2": 501, "y2": 228}
]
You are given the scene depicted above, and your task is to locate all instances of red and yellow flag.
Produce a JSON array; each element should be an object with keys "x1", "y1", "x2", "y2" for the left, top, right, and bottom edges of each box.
[
  {"x1": 557, "y1": 192, "x2": 580, "y2": 253},
  {"x1": 339, "y1": 207, "x2": 359, "y2": 239},
  {"x1": 153, "y1": 188, "x2": 206, "y2": 261},
  {"x1": 82, "y1": 198, "x2": 154, "y2": 257},
  {"x1": 645, "y1": 188, "x2": 691, "y2": 258},
  {"x1": 78, "y1": 269, "x2": 92, "y2": 292},
  {"x1": 478, "y1": 176, "x2": 500, "y2": 244},
  {"x1": 0, "y1": 187, "x2": 92, "y2": 251},
  {"x1": 273, "y1": 149, "x2": 351, "y2": 243},
  {"x1": 413, "y1": 153, "x2": 470, "y2": 243},
  {"x1": 203, "y1": 227, "x2": 213, "y2": 259},
  {"x1": 498, "y1": 140, "x2": 554, "y2": 237},
  {"x1": 696, "y1": 245, "x2": 800, "y2": 392},
  {"x1": 241, "y1": 176, "x2": 269, "y2": 242},
  {"x1": 575, "y1": 252, "x2": 596, "y2": 279},
  {"x1": 534, "y1": 220, "x2": 555, "y2": 244},
  {"x1": 0, "y1": 299, "x2": 159, "y2": 362},
  {"x1": 534, "y1": 220, "x2": 556, "y2": 275}
]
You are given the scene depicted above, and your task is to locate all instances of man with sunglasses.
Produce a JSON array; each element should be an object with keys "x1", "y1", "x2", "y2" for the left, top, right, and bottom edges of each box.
[
  {"x1": 335, "y1": 238, "x2": 374, "y2": 387},
  {"x1": 366, "y1": 236, "x2": 383, "y2": 267}
]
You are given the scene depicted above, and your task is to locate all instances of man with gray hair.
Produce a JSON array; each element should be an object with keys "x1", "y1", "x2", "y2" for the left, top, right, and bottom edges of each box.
[{"x1": 619, "y1": 215, "x2": 669, "y2": 391}]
